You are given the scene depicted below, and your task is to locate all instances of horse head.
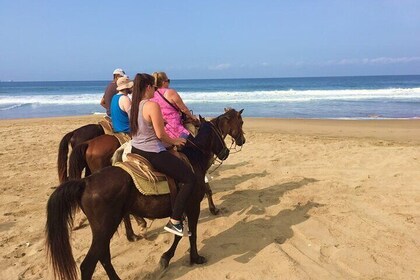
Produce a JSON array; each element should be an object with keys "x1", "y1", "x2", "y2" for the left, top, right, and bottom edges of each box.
[
  {"x1": 217, "y1": 108, "x2": 246, "y2": 146},
  {"x1": 186, "y1": 108, "x2": 246, "y2": 162}
]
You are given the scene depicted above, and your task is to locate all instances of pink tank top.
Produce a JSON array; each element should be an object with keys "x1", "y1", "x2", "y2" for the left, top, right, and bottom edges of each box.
[{"x1": 150, "y1": 88, "x2": 189, "y2": 138}]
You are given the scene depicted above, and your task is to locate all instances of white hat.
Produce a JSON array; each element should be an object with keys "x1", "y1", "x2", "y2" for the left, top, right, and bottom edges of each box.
[
  {"x1": 113, "y1": 68, "x2": 125, "y2": 76},
  {"x1": 116, "y1": 76, "x2": 134, "y2": 91}
]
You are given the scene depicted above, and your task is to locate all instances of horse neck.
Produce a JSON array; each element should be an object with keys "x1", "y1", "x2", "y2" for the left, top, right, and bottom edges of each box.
[
  {"x1": 182, "y1": 146, "x2": 214, "y2": 174},
  {"x1": 210, "y1": 117, "x2": 228, "y2": 139}
]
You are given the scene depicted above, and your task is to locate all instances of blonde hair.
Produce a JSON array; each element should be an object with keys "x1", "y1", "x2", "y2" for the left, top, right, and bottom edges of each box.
[{"x1": 152, "y1": 72, "x2": 168, "y2": 88}]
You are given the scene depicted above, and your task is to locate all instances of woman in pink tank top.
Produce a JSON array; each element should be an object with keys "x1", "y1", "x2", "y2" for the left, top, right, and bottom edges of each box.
[{"x1": 150, "y1": 72, "x2": 197, "y2": 139}]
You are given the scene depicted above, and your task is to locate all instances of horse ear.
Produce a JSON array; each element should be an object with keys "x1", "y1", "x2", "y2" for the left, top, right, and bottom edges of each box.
[
  {"x1": 199, "y1": 115, "x2": 206, "y2": 123},
  {"x1": 239, "y1": 109, "x2": 244, "y2": 115},
  {"x1": 224, "y1": 108, "x2": 228, "y2": 112}
]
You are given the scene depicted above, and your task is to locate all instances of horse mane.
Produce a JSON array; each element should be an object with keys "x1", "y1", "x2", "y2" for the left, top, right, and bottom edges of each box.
[{"x1": 221, "y1": 107, "x2": 238, "y2": 119}]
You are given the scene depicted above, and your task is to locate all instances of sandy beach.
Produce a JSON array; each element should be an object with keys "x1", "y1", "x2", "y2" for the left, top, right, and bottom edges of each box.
[{"x1": 0, "y1": 115, "x2": 419, "y2": 280}]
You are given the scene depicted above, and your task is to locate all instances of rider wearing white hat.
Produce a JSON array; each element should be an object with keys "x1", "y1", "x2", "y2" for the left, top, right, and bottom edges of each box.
[{"x1": 100, "y1": 68, "x2": 126, "y2": 116}]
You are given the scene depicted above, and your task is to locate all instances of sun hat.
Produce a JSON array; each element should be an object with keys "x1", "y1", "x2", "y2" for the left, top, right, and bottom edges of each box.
[
  {"x1": 113, "y1": 68, "x2": 125, "y2": 76},
  {"x1": 116, "y1": 76, "x2": 134, "y2": 91}
]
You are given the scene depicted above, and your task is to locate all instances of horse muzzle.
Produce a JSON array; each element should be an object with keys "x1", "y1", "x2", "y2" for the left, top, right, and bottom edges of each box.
[
  {"x1": 235, "y1": 135, "x2": 246, "y2": 146},
  {"x1": 217, "y1": 147, "x2": 230, "y2": 160}
]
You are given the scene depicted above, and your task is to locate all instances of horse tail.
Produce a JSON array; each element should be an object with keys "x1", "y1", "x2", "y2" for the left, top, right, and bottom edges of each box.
[
  {"x1": 68, "y1": 143, "x2": 89, "y2": 180},
  {"x1": 57, "y1": 131, "x2": 74, "y2": 183},
  {"x1": 45, "y1": 179, "x2": 85, "y2": 280}
]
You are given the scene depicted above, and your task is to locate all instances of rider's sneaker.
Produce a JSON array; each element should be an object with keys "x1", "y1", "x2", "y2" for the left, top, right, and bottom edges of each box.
[{"x1": 164, "y1": 220, "x2": 184, "y2": 237}]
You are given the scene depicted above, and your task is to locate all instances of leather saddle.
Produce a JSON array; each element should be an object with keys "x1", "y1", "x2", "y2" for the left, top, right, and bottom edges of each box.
[{"x1": 115, "y1": 150, "x2": 193, "y2": 209}]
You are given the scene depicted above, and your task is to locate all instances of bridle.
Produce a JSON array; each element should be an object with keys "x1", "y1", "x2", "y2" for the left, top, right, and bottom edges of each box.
[
  {"x1": 206, "y1": 116, "x2": 246, "y2": 174},
  {"x1": 185, "y1": 120, "x2": 229, "y2": 162},
  {"x1": 185, "y1": 111, "x2": 245, "y2": 173}
]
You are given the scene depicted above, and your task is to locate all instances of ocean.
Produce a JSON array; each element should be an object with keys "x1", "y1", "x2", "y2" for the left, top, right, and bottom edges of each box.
[{"x1": 1, "y1": 75, "x2": 419, "y2": 119}]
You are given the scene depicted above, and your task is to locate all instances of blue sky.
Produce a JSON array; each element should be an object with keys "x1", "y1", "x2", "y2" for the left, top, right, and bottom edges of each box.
[{"x1": 1, "y1": 0, "x2": 419, "y2": 81}]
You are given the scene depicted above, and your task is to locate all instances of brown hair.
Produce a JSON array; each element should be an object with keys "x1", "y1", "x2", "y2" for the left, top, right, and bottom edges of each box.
[
  {"x1": 152, "y1": 72, "x2": 168, "y2": 88},
  {"x1": 129, "y1": 73, "x2": 155, "y2": 134}
]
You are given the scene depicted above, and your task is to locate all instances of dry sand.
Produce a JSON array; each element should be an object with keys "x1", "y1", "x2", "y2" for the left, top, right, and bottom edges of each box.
[{"x1": 0, "y1": 115, "x2": 419, "y2": 279}]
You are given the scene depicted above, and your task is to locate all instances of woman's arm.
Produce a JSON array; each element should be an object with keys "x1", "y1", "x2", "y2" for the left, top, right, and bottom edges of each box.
[
  {"x1": 145, "y1": 101, "x2": 186, "y2": 146},
  {"x1": 100, "y1": 97, "x2": 106, "y2": 108},
  {"x1": 119, "y1": 95, "x2": 131, "y2": 113},
  {"x1": 166, "y1": 89, "x2": 196, "y2": 119}
]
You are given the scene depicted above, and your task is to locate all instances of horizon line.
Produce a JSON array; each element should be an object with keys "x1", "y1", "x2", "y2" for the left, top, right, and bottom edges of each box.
[{"x1": 1, "y1": 73, "x2": 420, "y2": 83}]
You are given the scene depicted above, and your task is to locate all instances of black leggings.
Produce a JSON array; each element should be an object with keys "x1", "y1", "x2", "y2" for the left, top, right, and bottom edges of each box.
[{"x1": 131, "y1": 146, "x2": 196, "y2": 221}]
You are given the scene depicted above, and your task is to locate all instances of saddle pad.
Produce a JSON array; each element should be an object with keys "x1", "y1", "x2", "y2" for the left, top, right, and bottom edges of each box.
[
  {"x1": 98, "y1": 118, "x2": 113, "y2": 135},
  {"x1": 114, "y1": 161, "x2": 170, "y2": 195}
]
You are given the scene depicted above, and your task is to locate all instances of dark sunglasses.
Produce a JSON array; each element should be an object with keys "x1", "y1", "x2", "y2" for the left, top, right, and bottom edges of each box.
[{"x1": 166, "y1": 79, "x2": 171, "y2": 83}]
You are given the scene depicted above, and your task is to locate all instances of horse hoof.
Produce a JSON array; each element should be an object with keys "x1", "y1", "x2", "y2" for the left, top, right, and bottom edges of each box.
[
  {"x1": 190, "y1": 255, "x2": 207, "y2": 265},
  {"x1": 210, "y1": 207, "x2": 220, "y2": 215},
  {"x1": 159, "y1": 257, "x2": 169, "y2": 269},
  {"x1": 127, "y1": 234, "x2": 142, "y2": 242}
]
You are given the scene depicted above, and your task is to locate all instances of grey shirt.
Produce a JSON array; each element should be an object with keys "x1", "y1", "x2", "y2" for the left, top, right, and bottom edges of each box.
[
  {"x1": 131, "y1": 100, "x2": 166, "y2": 153},
  {"x1": 103, "y1": 81, "x2": 118, "y2": 116}
]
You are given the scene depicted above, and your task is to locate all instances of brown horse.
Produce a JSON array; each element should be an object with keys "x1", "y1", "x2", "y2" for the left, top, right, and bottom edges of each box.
[
  {"x1": 46, "y1": 109, "x2": 245, "y2": 280},
  {"x1": 68, "y1": 134, "x2": 121, "y2": 180},
  {"x1": 57, "y1": 123, "x2": 104, "y2": 183}
]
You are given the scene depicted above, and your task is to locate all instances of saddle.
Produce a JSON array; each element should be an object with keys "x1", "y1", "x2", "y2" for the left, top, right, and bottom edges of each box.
[
  {"x1": 98, "y1": 116, "x2": 131, "y2": 145},
  {"x1": 114, "y1": 150, "x2": 193, "y2": 209},
  {"x1": 98, "y1": 116, "x2": 113, "y2": 134}
]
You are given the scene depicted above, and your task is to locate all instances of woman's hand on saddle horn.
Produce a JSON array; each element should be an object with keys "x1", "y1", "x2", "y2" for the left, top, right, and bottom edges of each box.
[{"x1": 173, "y1": 138, "x2": 186, "y2": 148}]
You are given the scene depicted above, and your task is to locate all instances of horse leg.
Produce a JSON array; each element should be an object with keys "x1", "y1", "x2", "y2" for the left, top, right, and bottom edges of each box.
[
  {"x1": 79, "y1": 235, "x2": 101, "y2": 280},
  {"x1": 187, "y1": 203, "x2": 207, "y2": 265},
  {"x1": 123, "y1": 215, "x2": 145, "y2": 242},
  {"x1": 98, "y1": 241, "x2": 121, "y2": 280},
  {"x1": 81, "y1": 219, "x2": 122, "y2": 279},
  {"x1": 159, "y1": 235, "x2": 182, "y2": 269},
  {"x1": 205, "y1": 182, "x2": 220, "y2": 215}
]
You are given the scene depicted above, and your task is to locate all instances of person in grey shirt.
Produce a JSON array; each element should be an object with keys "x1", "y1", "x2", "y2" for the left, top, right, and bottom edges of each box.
[{"x1": 100, "y1": 68, "x2": 126, "y2": 116}]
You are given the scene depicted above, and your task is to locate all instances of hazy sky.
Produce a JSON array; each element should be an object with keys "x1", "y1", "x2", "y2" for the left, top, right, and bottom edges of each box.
[{"x1": 1, "y1": 0, "x2": 419, "y2": 81}]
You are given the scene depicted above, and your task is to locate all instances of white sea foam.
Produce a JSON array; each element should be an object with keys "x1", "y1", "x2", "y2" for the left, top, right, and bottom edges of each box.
[
  {"x1": 0, "y1": 93, "x2": 103, "y2": 105},
  {"x1": 0, "y1": 88, "x2": 419, "y2": 107},
  {"x1": 0, "y1": 103, "x2": 30, "y2": 111},
  {"x1": 181, "y1": 87, "x2": 420, "y2": 103}
]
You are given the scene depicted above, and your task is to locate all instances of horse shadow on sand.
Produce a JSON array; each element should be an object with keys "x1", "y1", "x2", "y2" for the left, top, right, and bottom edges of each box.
[
  {"x1": 208, "y1": 160, "x2": 251, "y2": 176},
  {"x1": 143, "y1": 178, "x2": 320, "y2": 279},
  {"x1": 209, "y1": 170, "x2": 269, "y2": 193},
  {"x1": 116, "y1": 168, "x2": 270, "y2": 241},
  {"x1": 202, "y1": 177, "x2": 317, "y2": 220}
]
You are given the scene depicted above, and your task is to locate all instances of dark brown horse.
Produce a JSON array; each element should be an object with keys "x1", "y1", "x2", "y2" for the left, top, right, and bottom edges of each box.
[
  {"x1": 68, "y1": 134, "x2": 142, "y2": 241},
  {"x1": 46, "y1": 109, "x2": 245, "y2": 280},
  {"x1": 68, "y1": 113, "x2": 234, "y2": 217},
  {"x1": 57, "y1": 123, "x2": 104, "y2": 183}
]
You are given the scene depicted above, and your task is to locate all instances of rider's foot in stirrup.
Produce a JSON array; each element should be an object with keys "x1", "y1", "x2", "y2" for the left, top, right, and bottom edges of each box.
[{"x1": 164, "y1": 220, "x2": 184, "y2": 237}]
